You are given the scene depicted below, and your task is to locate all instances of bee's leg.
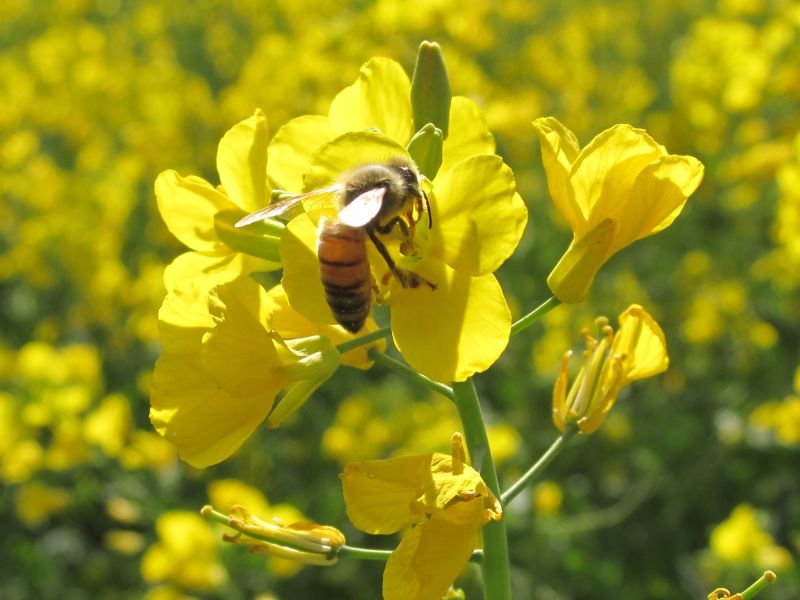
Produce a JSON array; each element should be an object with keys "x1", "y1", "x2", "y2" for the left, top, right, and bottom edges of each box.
[
  {"x1": 375, "y1": 216, "x2": 410, "y2": 237},
  {"x1": 422, "y1": 190, "x2": 432, "y2": 229},
  {"x1": 366, "y1": 228, "x2": 436, "y2": 290}
]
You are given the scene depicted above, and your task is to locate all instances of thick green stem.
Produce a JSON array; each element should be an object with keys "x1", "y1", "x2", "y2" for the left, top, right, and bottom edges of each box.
[
  {"x1": 451, "y1": 379, "x2": 511, "y2": 600},
  {"x1": 369, "y1": 349, "x2": 454, "y2": 399},
  {"x1": 511, "y1": 296, "x2": 560, "y2": 337},
  {"x1": 501, "y1": 427, "x2": 577, "y2": 506}
]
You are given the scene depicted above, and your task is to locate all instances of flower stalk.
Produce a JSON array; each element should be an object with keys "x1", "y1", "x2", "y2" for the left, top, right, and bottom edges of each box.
[
  {"x1": 452, "y1": 379, "x2": 512, "y2": 600},
  {"x1": 501, "y1": 426, "x2": 577, "y2": 506}
]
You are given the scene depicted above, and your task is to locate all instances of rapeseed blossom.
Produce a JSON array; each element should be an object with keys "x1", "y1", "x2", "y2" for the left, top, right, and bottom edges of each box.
[
  {"x1": 155, "y1": 109, "x2": 281, "y2": 288},
  {"x1": 150, "y1": 276, "x2": 382, "y2": 467},
  {"x1": 341, "y1": 433, "x2": 502, "y2": 600},
  {"x1": 533, "y1": 118, "x2": 704, "y2": 303},
  {"x1": 264, "y1": 57, "x2": 527, "y2": 382},
  {"x1": 552, "y1": 304, "x2": 668, "y2": 434}
]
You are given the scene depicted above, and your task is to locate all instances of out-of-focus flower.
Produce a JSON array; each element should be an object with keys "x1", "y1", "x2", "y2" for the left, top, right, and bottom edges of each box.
[
  {"x1": 532, "y1": 481, "x2": 563, "y2": 516},
  {"x1": 341, "y1": 432, "x2": 502, "y2": 600},
  {"x1": 150, "y1": 276, "x2": 382, "y2": 468},
  {"x1": 83, "y1": 393, "x2": 133, "y2": 458},
  {"x1": 270, "y1": 58, "x2": 526, "y2": 382},
  {"x1": 749, "y1": 394, "x2": 800, "y2": 446},
  {"x1": 709, "y1": 504, "x2": 794, "y2": 570},
  {"x1": 15, "y1": 481, "x2": 71, "y2": 526},
  {"x1": 552, "y1": 304, "x2": 668, "y2": 434},
  {"x1": 202, "y1": 504, "x2": 345, "y2": 567},
  {"x1": 533, "y1": 117, "x2": 703, "y2": 303},
  {"x1": 141, "y1": 511, "x2": 227, "y2": 592},
  {"x1": 155, "y1": 109, "x2": 281, "y2": 288},
  {"x1": 106, "y1": 530, "x2": 146, "y2": 555}
]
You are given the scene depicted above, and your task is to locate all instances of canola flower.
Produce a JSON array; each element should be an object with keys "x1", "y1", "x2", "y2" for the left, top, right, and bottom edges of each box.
[
  {"x1": 202, "y1": 504, "x2": 346, "y2": 567},
  {"x1": 150, "y1": 275, "x2": 383, "y2": 467},
  {"x1": 552, "y1": 304, "x2": 669, "y2": 434},
  {"x1": 340, "y1": 432, "x2": 502, "y2": 600},
  {"x1": 155, "y1": 109, "x2": 283, "y2": 288},
  {"x1": 264, "y1": 57, "x2": 527, "y2": 382},
  {"x1": 533, "y1": 117, "x2": 704, "y2": 303}
]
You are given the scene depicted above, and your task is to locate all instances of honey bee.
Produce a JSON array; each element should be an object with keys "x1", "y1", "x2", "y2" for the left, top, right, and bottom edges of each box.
[{"x1": 236, "y1": 157, "x2": 436, "y2": 333}]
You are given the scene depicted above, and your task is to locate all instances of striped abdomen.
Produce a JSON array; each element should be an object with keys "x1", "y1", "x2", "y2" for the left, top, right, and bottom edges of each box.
[{"x1": 317, "y1": 221, "x2": 372, "y2": 333}]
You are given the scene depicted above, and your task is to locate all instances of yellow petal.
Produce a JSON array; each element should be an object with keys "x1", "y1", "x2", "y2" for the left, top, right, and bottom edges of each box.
[
  {"x1": 611, "y1": 154, "x2": 705, "y2": 253},
  {"x1": 201, "y1": 278, "x2": 289, "y2": 398},
  {"x1": 439, "y1": 96, "x2": 495, "y2": 175},
  {"x1": 280, "y1": 213, "x2": 337, "y2": 325},
  {"x1": 163, "y1": 250, "x2": 264, "y2": 290},
  {"x1": 546, "y1": 219, "x2": 616, "y2": 304},
  {"x1": 570, "y1": 124, "x2": 663, "y2": 232},
  {"x1": 341, "y1": 455, "x2": 434, "y2": 534},
  {"x1": 267, "y1": 115, "x2": 335, "y2": 192},
  {"x1": 155, "y1": 171, "x2": 234, "y2": 251},
  {"x1": 426, "y1": 453, "x2": 492, "y2": 510},
  {"x1": 157, "y1": 278, "x2": 216, "y2": 354},
  {"x1": 303, "y1": 130, "x2": 411, "y2": 193},
  {"x1": 329, "y1": 57, "x2": 413, "y2": 143},
  {"x1": 216, "y1": 109, "x2": 270, "y2": 213},
  {"x1": 612, "y1": 304, "x2": 669, "y2": 383},
  {"x1": 383, "y1": 501, "x2": 483, "y2": 600},
  {"x1": 532, "y1": 117, "x2": 583, "y2": 232},
  {"x1": 150, "y1": 352, "x2": 278, "y2": 468},
  {"x1": 551, "y1": 352, "x2": 571, "y2": 431},
  {"x1": 390, "y1": 258, "x2": 511, "y2": 383},
  {"x1": 429, "y1": 155, "x2": 526, "y2": 275}
]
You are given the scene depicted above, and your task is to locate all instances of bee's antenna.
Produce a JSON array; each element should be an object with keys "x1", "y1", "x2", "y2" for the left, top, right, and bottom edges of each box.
[{"x1": 423, "y1": 190, "x2": 433, "y2": 229}]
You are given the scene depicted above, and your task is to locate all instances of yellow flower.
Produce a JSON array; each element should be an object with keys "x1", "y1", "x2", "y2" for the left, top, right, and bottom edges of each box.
[
  {"x1": 83, "y1": 393, "x2": 132, "y2": 458},
  {"x1": 533, "y1": 117, "x2": 704, "y2": 303},
  {"x1": 269, "y1": 58, "x2": 527, "y2": 382},
  {"x1": 341, "y1": 433, "x2": 502, "y2": 600},
  {"x1": 552, "y1": 304, "x2": 669, "y2": 434},
  {"x1": 202, "y1": 504, "x2": 345, "y2": 568},
  {"x1": 155, "y1": 109, "x2": 281, "y2": 288},
  {"x1": 150, "y1": 275, "x2": 382, "y2": 468},
  {"x1": 15, "y1": 481, "x2": 71, "y2": 526},
  {"x1": 710, "y1": 504, "x2": 795, "y2": 570},
  {"x1": 141, "y1": 511, "x2": 227, "y2": 592}
]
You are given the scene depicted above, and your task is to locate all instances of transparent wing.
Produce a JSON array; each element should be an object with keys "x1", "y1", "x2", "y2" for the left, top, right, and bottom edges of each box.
[
  {"x1": 235, "y1": 184, "x2": 342, "y2": 227},
  {"x1": 337, "y1": 186, "x2": 386, "y2": 227}
]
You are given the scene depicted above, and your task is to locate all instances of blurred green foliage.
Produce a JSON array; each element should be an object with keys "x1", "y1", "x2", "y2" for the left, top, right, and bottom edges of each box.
[{"x1": 1, "y1": 0, "x2": 798, "y2": 598}]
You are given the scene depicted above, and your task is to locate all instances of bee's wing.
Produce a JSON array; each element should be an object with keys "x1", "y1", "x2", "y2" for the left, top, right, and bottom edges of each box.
[
  {"x1": 337, "y1": 186, "x2": 386, "y2": 227},
  {"x1": 235, "y1": 184, "x2": 342, "y2": 228}
]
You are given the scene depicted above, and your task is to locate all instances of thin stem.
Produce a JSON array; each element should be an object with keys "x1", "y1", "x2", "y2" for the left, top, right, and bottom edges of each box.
[
  {"x1": 511, "y1": 296, "x2": 560, "y2": 337},
  {"x1": 338, "y1": 545, "x2": 393, "y2": 561},
  {"x1": 336, "y1": 326, "x2": 391, "y2": 354},
  {"x1": 451, "y1": 379, "x2": 511, "y2": 600},
  {"x1": 501, "y1": 427, "x2": 577, "y2": 506},
  {"x1": 740, "y1": 571, "x2": 777, "y2": 600},
  {"x1": 369, "y1": 349, "x2": 455, "y2": 400}
]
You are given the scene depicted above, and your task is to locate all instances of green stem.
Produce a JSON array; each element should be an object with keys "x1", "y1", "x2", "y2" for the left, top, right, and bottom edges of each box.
[
  {"x1": 501, "y1": 427, "x2": 577, "y2": 506},
  {"x1": 451, "y1": 379, "x2": 511, "y2": 600},
  {"x1": 511, "y1": 296, "x2": 560, "y2": 337},
  {"x1": 740, "y1": 571, "x2": 777, "y2": 599},
  {"x1": 336, "y1": 326, "x2": 391, "y2": 354},
  {"x1": 338, "y1": 545, "x2": 393, "y2": 561},
  {"x1": 369, "y1": 349, "x2": 455, "y2": 400}
]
